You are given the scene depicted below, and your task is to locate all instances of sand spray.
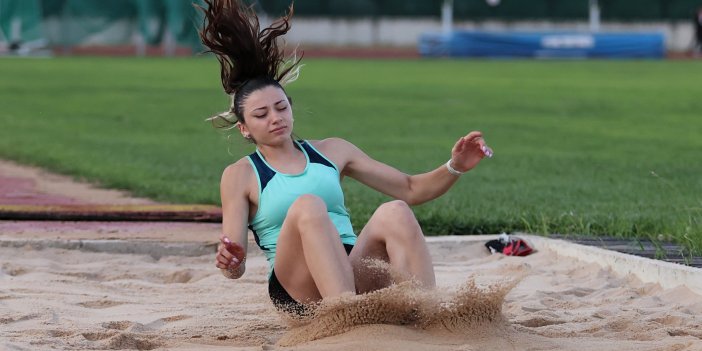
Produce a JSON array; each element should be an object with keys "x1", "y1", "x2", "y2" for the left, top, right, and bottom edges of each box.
[{"x1": 277, "y1": 258, "x2": 521, "y2": 346}]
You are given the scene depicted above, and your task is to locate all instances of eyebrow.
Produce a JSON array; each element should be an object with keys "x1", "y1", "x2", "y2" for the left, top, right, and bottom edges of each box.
[{"x1": 253, "y1": 99, "x2": 287, "y2": 112}]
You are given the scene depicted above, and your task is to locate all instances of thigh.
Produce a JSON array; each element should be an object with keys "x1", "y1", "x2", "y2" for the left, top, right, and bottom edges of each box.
[
  {"x1": 272, "y1": 195, "x2": 350, "y2": 303},
  {"x1": 348, "y1": 217, "x2": 393, "y2": 294},
  {"x1": 273, "y1": 217, "x2": 321, "y2": 303},
  {"x1": 349, "y1": 200, "x2": 430, "y2": 293}
]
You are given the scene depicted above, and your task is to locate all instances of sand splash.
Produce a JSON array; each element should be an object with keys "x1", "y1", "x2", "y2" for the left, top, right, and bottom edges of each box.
[{"x1": 277, "y1": 262, "x2": 520, "y2": 347}]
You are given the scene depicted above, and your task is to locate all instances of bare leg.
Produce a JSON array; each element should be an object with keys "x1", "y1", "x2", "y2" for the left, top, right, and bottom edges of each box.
[
  {"x1": 350, "y1": 200, "x2": 435, "y2": 294},
  {"x1": 273, "y1": 194, "x2": 355, "y2": 303}
]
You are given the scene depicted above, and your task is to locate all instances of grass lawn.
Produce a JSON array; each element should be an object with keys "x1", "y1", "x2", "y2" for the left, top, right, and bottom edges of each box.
[{"x1": 0, "y1": 57, "x2": 700, "y2": 256}]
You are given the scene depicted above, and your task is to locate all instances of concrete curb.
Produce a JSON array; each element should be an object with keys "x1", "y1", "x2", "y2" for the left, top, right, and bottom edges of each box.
[
  {"x1": 525, "y1": 235, "x2": 702, "y2": 295},
  {"x1": 0, "y1": 204, "x2": 222, "y2": 222},
  {"x1": 426, "y1": 235, "x2": 702, "y2": 295},
  {"x1": 0, "y1": 239, "x2": 217, "y2": 259}
]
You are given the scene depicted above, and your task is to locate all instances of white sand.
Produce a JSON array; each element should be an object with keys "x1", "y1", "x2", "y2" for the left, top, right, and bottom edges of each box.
[{"x1": 2, "y1": 238, "x2": 701, "y2": 350}]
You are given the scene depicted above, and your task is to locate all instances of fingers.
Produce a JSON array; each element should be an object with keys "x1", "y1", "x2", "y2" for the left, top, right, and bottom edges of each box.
[
  {"x1": 463, "y1": 131, "x2": 493, "y2": 158},
  {"x1": 216, "y1": 252, "x2": 240, "y2": 270},
  {"x1": 465, "y1": 131, "x2": 483, "y2": 142},
  {"x1": 457, "y1": 132, "x2": 483, "y2": 153},
  {"x1": 481, "y1": 144, "x2": 493, "y2": 158},
  {"x1": 216, "y1": 236, "x2": 243, "y2": 270},
  {"x1": 449, "y1": 131, "x2": 493, "y2": 173},
  {"x1": 216, "y1": 250, "x2": 239, "y2": 269},
  {"x1": 215, "y1": 255, "x2": 230, "y2": 269},
  {"x1": 222, "y1": 237, "x2": 246, "y2": 261},
  {"x1": 472, "y1": 136, "x2": 493, "y2": 158},
  {"x1": 453, "y1": 137, "x2": 465, "y2": 154},
  {"x1": 218, "y1": 238, "x2": 234, "y2": 259},
  {"x1": 229, "y1": 241, "x2": 246, "y2": 258},
  {"x1": 219, "y1": 234, "x2": 232, "y2": 247}
]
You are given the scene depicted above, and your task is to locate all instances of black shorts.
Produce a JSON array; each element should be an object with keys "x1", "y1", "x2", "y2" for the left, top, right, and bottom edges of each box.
[{"x1": 268, "y1": 243, "x2": 354, "y2": 317}]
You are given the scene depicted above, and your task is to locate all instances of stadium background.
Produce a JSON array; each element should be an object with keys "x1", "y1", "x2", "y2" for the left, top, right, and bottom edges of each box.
[{"x1": 1, "y1": 0, "x2": 701, "y2": 54}]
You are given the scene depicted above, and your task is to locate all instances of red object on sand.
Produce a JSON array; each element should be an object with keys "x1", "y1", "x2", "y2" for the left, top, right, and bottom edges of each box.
[{"x1": 502, "y1": 239, "x2": 534, "y2": 256}]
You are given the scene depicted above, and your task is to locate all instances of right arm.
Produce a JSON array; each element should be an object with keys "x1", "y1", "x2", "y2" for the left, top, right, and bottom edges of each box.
[{"x1": 215, "y1": 160, "x2": 252, "y2": 279}]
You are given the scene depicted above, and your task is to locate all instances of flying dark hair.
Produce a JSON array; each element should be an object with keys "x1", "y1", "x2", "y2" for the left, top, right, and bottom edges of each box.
[{"x1": 198, "y1": 0, "x2": 303, "y2": 129}]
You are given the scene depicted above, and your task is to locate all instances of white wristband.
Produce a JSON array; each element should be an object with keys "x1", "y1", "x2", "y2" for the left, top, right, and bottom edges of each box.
[{"x1": 445, "y1": 159, "x2": 464, "y2": 176}]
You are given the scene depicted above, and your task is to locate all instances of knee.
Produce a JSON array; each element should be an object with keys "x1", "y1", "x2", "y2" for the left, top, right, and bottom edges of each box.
[
  {"x1": 376, "y1": 200, "x2": 415, "y2": 222},
  {"x1": 290, "y1": 194, "x2": 327, "y2": 212},
  {"x1": 375, "y1": 201, "x2": 421, "y2": 237},
  {"x1": 288, "y1": 194, "x2": 328, "y2": 222}
]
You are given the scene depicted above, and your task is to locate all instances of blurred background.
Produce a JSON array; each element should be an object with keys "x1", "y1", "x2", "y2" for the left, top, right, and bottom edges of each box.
[{"x1": 1, "y1": 0, "x2": 701, "y2": 58}]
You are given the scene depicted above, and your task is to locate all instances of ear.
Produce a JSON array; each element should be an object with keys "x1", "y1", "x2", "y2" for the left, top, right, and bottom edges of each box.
[{"x1": 236, "y1": 121, "x2": 250, "y2": 138}]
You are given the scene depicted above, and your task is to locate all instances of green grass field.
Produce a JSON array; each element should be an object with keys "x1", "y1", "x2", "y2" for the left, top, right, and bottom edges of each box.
[{"x1": 0, "y1": 57, "x2": 700, "y2": 255}]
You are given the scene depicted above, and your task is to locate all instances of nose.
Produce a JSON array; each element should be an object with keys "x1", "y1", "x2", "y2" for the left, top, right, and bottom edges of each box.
[{"x1": 271, "y1": 111, "x2": 284, "y2": 124}]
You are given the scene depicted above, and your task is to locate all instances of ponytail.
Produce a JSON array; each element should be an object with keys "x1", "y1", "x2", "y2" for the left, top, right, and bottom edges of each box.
[{"x1": 198, "y1": 0, "x2": 303, "y2": 128}]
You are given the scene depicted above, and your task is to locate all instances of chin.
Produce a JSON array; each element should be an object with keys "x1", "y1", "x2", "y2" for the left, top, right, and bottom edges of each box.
[{"x1": 265, "y1": 134, "x2": 293, "y2": 145}]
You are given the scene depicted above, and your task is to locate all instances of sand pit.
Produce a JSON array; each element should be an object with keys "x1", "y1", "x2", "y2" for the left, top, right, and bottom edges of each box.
[
  {"x1": 1, "y1": 156, "x2": 700, "y2": 350},
  {"x1": 2, "y1": 233, "x2": 701, "y2": 351}
]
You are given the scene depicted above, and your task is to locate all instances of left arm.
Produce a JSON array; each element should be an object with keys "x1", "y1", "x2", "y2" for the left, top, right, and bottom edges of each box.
[{"x1": 322, "y1": 131, "x2": 490, "y2": 206}]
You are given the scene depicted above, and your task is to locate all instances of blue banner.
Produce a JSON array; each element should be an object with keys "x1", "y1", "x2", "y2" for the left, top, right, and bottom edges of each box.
[{"x1": 419, "y1": 31, "x2": 665, "y2": 59}]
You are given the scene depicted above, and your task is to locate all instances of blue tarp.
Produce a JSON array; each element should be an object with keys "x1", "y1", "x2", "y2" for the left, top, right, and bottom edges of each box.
[{"x1": 419, "y1": 31, "x2": 665, "y2": 59}]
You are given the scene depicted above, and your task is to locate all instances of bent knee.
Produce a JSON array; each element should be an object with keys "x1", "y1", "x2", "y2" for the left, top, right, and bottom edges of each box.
[
  {"x1": 289, "y1": 194, "x2": 327, "y2": 214},
  {"x1": 287, "y1": 194, "x2": 330, "y2": 224},
  {"x1": 375, "y1": 201, "x2": 422, "y2": 238},
  {"x1": 377, "y1": 200, "x2": 414, "y2": 220}
]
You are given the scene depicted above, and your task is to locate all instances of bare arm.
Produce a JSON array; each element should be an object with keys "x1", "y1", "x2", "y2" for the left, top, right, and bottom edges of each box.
[
  {"x1": 327, "y1": 132, "x2": 489, "y2": 206},
  {"x1": 215, "y1": 160, "x2": 251, "y2": 279}
]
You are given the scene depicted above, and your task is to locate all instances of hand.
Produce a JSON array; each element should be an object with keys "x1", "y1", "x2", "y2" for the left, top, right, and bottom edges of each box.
[
  {"x1": 215, "y1": 235, "x2": 246, "y2": 273},
  {"x1": 450, "y1": 131, "x2": 492, "y2": 173}
]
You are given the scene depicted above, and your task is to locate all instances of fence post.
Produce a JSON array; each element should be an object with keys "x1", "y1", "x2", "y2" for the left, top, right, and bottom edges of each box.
[
  {"x1": 589, "y1": 0, "x2": 600, "y2": 32},
  {"x1": 441, "y1": 0, "x2": 453, "y2": 35}
]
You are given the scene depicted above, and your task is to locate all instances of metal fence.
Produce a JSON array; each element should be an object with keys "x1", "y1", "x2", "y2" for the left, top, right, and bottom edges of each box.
[
  {"x1": 1, "y1": 0, "x2": 699, "y2": 55},
  {"x1": 258, "y1": 0, "x2": 701, "y2": 20}
]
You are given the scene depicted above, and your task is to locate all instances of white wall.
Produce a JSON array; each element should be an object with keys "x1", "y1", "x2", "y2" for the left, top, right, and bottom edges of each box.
[{"x1": 286, "y1": 18, "x2": 695, "y2": 51}]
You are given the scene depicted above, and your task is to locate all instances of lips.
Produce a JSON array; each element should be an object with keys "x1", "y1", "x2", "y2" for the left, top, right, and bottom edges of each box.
[{"x1": 270, "y1": 126, "x2": 287, "y2": 134}]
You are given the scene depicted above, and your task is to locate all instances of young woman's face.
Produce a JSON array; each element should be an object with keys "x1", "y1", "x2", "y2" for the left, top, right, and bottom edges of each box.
[{"x1": 239, "y1": 85, "x2": 293, "y2": 145}]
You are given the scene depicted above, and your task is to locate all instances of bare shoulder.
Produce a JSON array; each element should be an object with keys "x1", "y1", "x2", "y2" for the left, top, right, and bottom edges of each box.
[
  {"x1": 221, "y1": 158, "x2": 255, "y2": 194},
  {"x1": 222, "y1": 158, "x2": 253, "y2": 179},
  {"x1": 309, "y1": 137, "x2": 357, "y2": 153},
  {"x1": 309, "y1": 138, "x2": 365, "y2": 174}
]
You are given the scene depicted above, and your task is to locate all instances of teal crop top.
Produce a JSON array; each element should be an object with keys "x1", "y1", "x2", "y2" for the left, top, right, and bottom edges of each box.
[{"x1": 246, "y1": 140, "x2": 357, "y2": 276}]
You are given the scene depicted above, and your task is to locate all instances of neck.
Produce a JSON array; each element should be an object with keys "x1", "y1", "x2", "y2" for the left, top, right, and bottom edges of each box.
[{"x1": 256, "y1": 138, "x2": 299, "y2": 163}]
